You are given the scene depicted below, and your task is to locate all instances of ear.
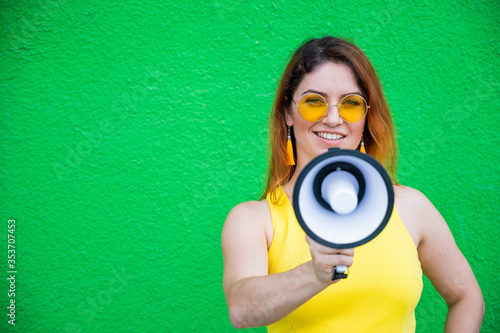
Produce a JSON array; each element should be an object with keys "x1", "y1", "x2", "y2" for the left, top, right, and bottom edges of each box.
[
  {"x1": 284, "y1": 100, "x2": 294, "y2": 127},
  {"x1": 283, "y1": 95, "x2": 294, "y2": 126},
  {"x1": 285, "y1": 109, "x2": 293, "y2": 127}
]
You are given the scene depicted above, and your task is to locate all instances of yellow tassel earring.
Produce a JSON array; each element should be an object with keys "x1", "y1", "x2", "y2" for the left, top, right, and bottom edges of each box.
[
  {"x1": 360, "y1": 135, "x2": 366, "y2": 154},
  {"x1": 287, "y1": 126, "x2": 295, "y2": 165}
]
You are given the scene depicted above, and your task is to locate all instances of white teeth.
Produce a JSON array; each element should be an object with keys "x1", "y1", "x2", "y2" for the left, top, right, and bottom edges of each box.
[{"x1": 317, "y1": 132, "x2": 344, "y2": 140}]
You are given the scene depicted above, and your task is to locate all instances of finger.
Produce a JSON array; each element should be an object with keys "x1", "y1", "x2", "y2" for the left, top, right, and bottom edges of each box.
[
  {"x1": 306, "y1": 235, "x2": 354, "y2": 256},
  {"x1": 313, "y1": 252, "x2": 354, "y2": 272},
  {"x1": 321, "y1": 248, "x2": 354, "y2": 257},
  {"x1": 320, "y1": 254, "x2": 354, "y2": 269},
  {"x1": 333, "y1": 254, "x2": 354, "y2": 268},
  {"x1": 305, "y1": 236, "x2": 354, "y2": 256},
  {"x1": 334, "y1": 248, "x2": 354, "y2": 257}
]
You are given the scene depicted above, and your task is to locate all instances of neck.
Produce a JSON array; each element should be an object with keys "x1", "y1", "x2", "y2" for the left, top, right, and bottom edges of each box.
[{"x1": 283, "y1": 164, "x2": 304, "y2": 202}]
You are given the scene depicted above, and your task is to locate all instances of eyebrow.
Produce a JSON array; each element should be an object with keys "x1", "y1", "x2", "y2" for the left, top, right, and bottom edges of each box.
[{"x1": 301, "y1": 89, "x2": 364, "y2": 99}]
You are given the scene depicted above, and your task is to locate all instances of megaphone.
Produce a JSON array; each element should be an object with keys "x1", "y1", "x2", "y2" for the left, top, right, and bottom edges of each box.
[{"x1": 293, "y1": 148, "x2": 394, "y2": 279}]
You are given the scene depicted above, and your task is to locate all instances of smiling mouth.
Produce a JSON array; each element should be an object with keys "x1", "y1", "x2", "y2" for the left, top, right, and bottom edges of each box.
[{"x1": 316, "y1": 132, "x2": 345, "y2": 141}]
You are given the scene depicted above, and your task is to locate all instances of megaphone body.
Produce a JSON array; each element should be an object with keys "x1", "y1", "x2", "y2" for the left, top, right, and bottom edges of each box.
[{"x1": 293, "y1": 148, "x2": 394, "y2": 279}]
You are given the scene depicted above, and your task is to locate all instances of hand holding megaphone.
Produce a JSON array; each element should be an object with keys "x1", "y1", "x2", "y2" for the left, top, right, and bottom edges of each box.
[
  {"x1": 305, "y1": 235, "x2": 354, "y2": 282},
  {"x1": 293, "y1": 148, "x2": 394, "y2": 280}
]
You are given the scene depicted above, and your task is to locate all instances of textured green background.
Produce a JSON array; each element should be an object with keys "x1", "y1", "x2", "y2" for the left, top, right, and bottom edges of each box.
[{"x1": 1, "y1": 0, "x2": 498, "y2": 332}]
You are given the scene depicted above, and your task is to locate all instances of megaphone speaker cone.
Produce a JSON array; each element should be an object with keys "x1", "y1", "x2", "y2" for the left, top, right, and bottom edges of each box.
[
  {"x1": 293, "y1": 148, "x2": 394, "y2": 249},
  {"x1": 321, "y1": 170, "x2": 359, "y2": 215}
]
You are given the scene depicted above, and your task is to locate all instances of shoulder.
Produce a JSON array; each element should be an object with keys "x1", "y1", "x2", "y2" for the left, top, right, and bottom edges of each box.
[
  {"x1": 394, "y1": 185, "x2": 439, "y2": 220},
  {"x1": 226, "y1": 200, "x2": 271, "y2": 224},
  {"x1": 394, "y1": 185, "x2": 441, "y2": 247},
  {"x1": 394, "y1": 185, "x2": 432, "y2": 207},
  {"x1": 223, "y1": 200, "x2": 273, "y2": 249}
]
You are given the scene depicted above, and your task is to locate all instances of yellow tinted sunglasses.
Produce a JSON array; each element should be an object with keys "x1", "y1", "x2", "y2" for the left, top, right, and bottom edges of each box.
[{"x1": 293, "y1": 93, "x2": 369, "y2": 123}]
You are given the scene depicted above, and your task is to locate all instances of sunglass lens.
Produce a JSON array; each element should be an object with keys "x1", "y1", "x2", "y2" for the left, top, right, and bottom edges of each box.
[
  {"x1": 339, "y1": 95, "x2": 367, "y2": 122},
  {"x1": 299, "y1": 94, "x2": 327, "y2": 122}
]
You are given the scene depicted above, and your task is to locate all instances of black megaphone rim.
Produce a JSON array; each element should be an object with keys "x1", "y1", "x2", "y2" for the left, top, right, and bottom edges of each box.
[{"x1": 292, "y1": 148, "x2": 394, "y2": 249}]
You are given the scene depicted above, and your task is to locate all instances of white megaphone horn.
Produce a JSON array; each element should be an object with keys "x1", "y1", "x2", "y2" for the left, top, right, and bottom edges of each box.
[{"x1": 293, "y1": 148, "x2": 394, "y2": 279}]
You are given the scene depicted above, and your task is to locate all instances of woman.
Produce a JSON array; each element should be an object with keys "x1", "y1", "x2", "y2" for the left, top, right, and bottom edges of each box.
[{"x1": 222, "y1": 36, "x2": 484, "y2": 332}]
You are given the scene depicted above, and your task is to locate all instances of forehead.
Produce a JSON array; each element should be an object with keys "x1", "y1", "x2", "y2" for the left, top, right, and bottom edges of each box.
[{"x1": 295, "y1": 62, "x2": 360, "y2": 97}]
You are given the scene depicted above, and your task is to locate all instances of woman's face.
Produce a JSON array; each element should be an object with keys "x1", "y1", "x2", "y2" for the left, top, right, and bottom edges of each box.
[{"x1": 286, "y1": 61, "x2": 366, "y2": 168}]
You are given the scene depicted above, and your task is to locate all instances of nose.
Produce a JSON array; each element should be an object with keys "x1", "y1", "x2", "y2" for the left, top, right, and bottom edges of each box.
[{"x1": 321, "y1": 104, "x2": 343, "y2": 126}]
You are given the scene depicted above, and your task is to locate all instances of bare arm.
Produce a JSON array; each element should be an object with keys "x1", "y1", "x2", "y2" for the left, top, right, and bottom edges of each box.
[
  {"x1": 222, "y1": 200, "x2": 353, "y2": 328},
  {"x1": 396, "y1": 187, "x2": 484, "y2": 332}
]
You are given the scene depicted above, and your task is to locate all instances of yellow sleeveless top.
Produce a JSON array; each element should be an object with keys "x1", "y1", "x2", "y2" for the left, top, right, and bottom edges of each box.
[{"x1": 267, "y1": 186, "x2": 423, "y2": 333}]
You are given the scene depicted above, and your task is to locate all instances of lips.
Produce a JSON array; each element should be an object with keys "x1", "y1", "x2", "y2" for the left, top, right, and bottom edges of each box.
[{"x1": 315, "y1": 132, "x2": 346, "y2": 141}]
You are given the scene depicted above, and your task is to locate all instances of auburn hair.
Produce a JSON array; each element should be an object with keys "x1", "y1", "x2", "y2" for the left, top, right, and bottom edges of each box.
[{"x1": 261, "y1": 36, "x2": 398, "y2": 202}]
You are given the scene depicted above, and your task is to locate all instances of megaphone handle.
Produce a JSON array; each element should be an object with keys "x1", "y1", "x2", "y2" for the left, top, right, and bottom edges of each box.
[{"x1": 333, "y1": 265, "x2": 348, "y2": 280}]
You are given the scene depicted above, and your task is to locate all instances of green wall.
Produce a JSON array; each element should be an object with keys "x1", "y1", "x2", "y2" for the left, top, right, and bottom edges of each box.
[{"x1": 1, "y1": 0, "x2": 498, "y2": 332}]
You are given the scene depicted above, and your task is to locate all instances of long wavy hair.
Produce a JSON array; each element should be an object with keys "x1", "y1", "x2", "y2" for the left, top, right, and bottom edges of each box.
[{"x1": 261, "y1": 36, "x2": 398, "y2": 202}]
